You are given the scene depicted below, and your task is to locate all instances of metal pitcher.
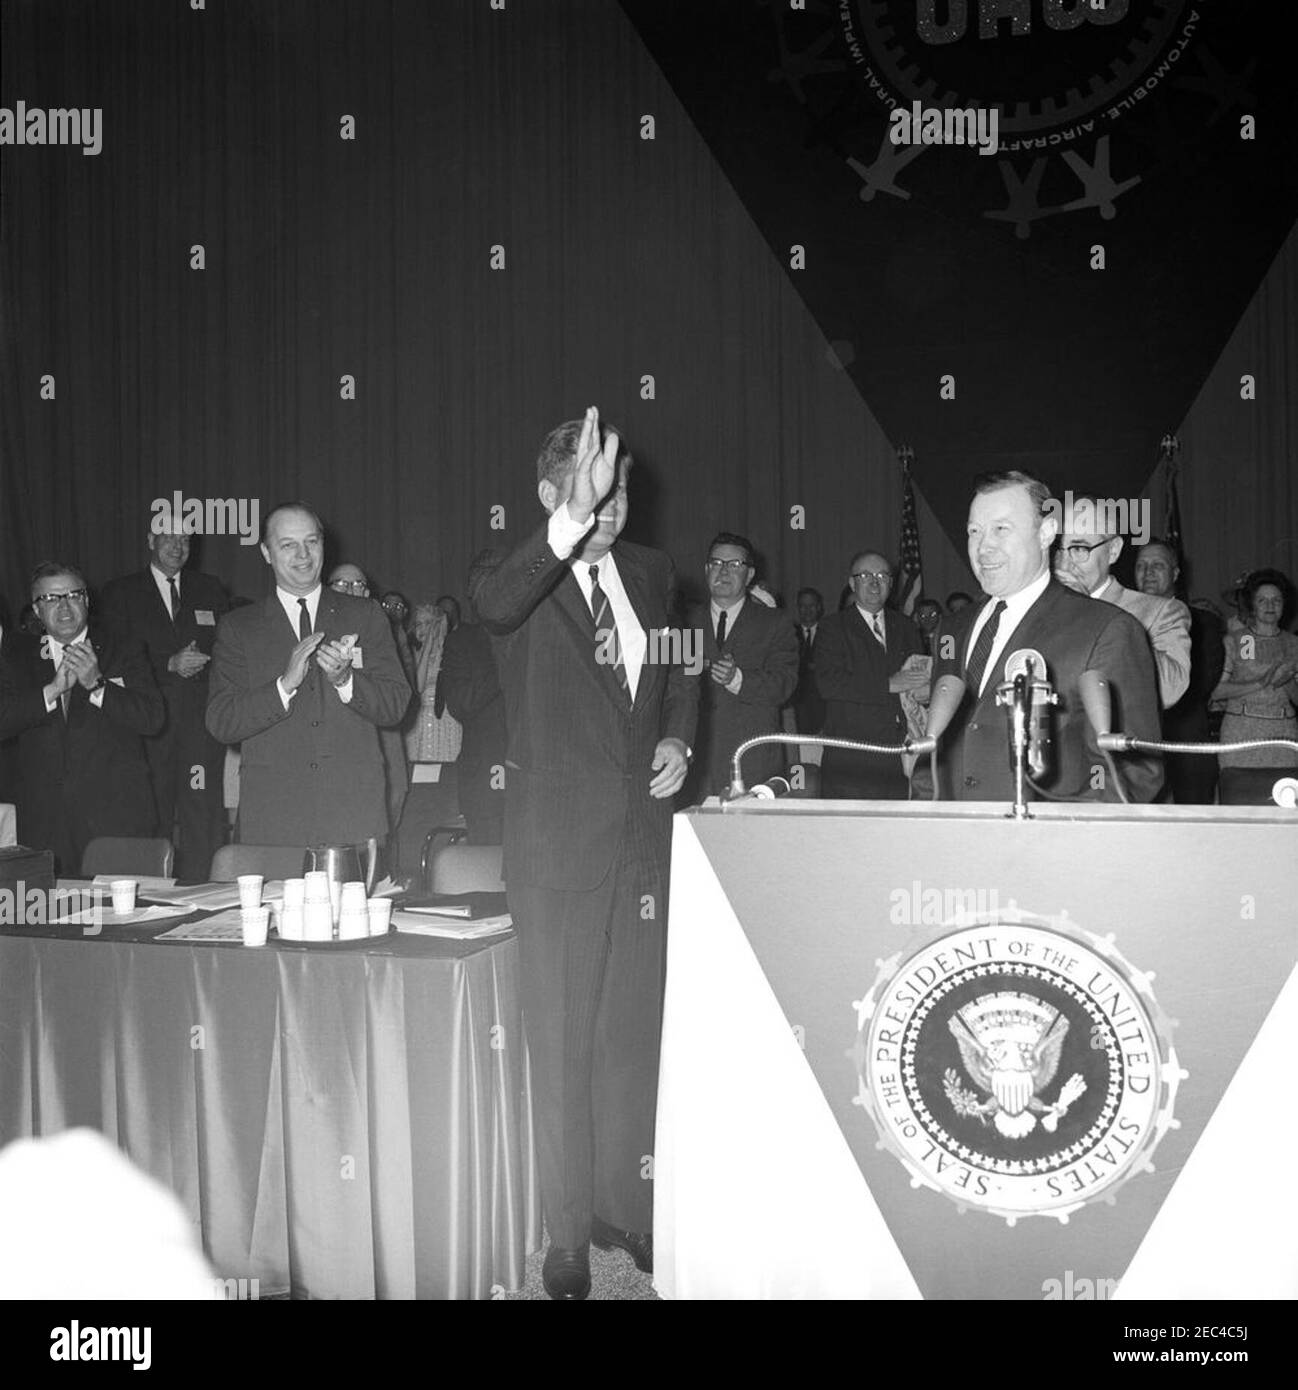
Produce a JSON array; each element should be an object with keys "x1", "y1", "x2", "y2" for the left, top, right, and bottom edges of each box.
[{"x1": 302, "y1": 837, "x2": 378, "y2": 893}]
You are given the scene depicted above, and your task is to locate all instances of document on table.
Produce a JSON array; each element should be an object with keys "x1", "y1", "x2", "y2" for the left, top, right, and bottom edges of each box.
[{"x1": 392, "y1": 909, "x2": 512, "y2": 939}]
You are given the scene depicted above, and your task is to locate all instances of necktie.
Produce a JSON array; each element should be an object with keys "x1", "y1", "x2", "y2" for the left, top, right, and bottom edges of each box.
[
  {"x1": 297, "y1": 598, "x2": 311, "y2": 641},
  {"x1": 589, "y1": 565, "x2": 629, "y2": 701},
  {"x1": 60, "y1": 688, "x2": 70, "y2": 722},
  {"x1": 716, "y1": 610, "x2": 728, "y2": 646},
  {"x1": 168, "y1": 575, "x2": 180, "y2": 621},
  {"x1": 870, "y1": 614, "x2": 886, "y2": 649},
  {"x1": 965, "y1": 600, "x2": 1007, "y2": 695}
]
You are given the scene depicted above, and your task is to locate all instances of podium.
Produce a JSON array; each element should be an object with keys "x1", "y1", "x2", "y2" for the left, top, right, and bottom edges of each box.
[{"x1": 654, "y1": 799, "x2": 1298, "y2": 1300}]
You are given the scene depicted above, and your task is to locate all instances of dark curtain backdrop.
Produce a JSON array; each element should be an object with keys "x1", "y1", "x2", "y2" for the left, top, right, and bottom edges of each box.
[
  {"x1": 1, "y1": 0, "x2": 1294, "y2": 626},
  {"x1": 0, "y1": 0, "x2": 973, "y2": 622}
]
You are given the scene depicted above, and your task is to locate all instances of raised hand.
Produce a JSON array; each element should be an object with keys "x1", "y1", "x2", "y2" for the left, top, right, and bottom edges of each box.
[
  {"x1": 282, "y1": 632, "x2": 326, "y2": 692},
  {"x1": 563, "y1": 405, "x2": 620, "y2": 527}
]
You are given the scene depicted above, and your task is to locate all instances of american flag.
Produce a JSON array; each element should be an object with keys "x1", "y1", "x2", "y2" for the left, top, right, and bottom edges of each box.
[
  {"x1": 1160, "y1": 434, "x2": 1182, "y2": 556},
  {"x1": 897, "y1": 445, "x2": 923, "y2": 617}
]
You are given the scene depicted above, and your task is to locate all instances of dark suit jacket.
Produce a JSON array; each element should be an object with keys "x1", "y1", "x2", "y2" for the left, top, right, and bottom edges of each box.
[
  {"x1": 791, "y1": 623, "x2": 826, "y2": 734},
  {"x1": 472, "y1": 524, "x2": 698, "y2": 891},
  {"x1": 933, "y1": 580, "x2": 1163, "y2": 802},
  {"x1": 685, "y1": 599, "x2": 798, "y2": 796},
  {"x1": 0, "y1": 621, "x2": 164, "y2": 868},
  {"x1": 205, "y1": 590, "x2": 411, "y2": 846},
  {"x1": 817, "y1": 605, "x2": 925, "y2": 746},
  {"x1": 99, "y1": 568, "x2": 230, "y2": 758},
  {"x1": 437, "y1": 621, "x2": 506, "y2": 838},
  {"x1": 1164, "y1": 606, "x2": 1226, "y2": 741}
]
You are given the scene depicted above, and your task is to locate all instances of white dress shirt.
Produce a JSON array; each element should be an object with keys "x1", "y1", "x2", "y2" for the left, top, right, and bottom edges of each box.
[
  {"x1": 709, "y1": 597, "x2": 745, "y2": 693},
  {"x1": 548, "y1": 504, "x2": 646, "y2": 699},
  {"x1": 43, "y1": 628, "x2": 106, "y2": 712},
  {"x1": 964, "y1": 568, "x2": 1052, "y2": 696},
  {"x1": 855, "y1": 603, "x2": 887, "y2": 647},
  {"x1": 150, "y1": 564, "x2": 180, "y2": 617},
  {"x1": 275, "y1": 584, "x2": 353, "y2": 707}
]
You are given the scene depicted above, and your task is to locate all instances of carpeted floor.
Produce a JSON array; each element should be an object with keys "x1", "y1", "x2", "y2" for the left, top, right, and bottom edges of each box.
[{"x1": 501, "y1": 1243, "x2": 658, "y2": 1301}]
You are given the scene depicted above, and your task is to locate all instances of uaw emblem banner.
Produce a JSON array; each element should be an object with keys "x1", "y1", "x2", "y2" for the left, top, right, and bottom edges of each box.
[
  {"x1": 617, "y1": 0, "x2": 1298, "y2": 557},
  {"x1": 852, "y1": 918, "x2": 1182, "y2": 1222}
]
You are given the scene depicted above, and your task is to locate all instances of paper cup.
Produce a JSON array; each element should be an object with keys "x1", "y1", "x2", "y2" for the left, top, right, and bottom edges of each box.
[
  {"x1": 241, "y1": 907, "x2": 270, "y2": 947},
  {"x1": 282, "y1": 877, "x2": 306, "y2": 908},
  {"x1": 110, "y1": 880, "x2": 138, "y2": 915},
  {"x1": 367, "y1": 897, "x2": 393, "y2": 936},
  {"x1": 304, "y1": 900, "x2": 334, "y2": 942},
  {"x1": 337, "y1": 910, "x2": 369, "y2": 941},
  {"x1": 279, "y1": 905, "x2": 305, "y2": 941},
  {"x1": 237, "y1": 874, "x2": 264, "y2": 911},
  {"x1": 303, "y1": 871, "x2": 331, "y2": 901},
  {"x1": 340, "y1": 880, "x2": 367, "y2": 912}
]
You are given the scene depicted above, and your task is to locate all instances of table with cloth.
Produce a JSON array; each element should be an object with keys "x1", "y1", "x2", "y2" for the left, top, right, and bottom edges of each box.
[{"x1": 0, "y1": 887, "x2": 540, "y2": 1299}]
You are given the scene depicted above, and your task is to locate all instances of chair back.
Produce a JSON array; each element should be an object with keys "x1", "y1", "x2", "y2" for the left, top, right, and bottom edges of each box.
[
  {"x1": 209, "y1": 844, "x2": 311, "y2": 882},
  {"x1": 428, "y1": 844, "x2": 505, "y2": 894},
  {"x1": 80, "y1": 837, "x2": 174, "y2": 878}
]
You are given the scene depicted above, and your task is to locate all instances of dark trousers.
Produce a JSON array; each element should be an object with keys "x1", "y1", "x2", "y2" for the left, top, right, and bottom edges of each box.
[
  {"x1": 821, "y1": 750, "x2": 909, "y2": 800},
  {"x1": 146, "y1": 712, "x2": 226, "y2": 880},
  {"x1": 509, "y1": 839, "x2": 665, "y2": 1249}
]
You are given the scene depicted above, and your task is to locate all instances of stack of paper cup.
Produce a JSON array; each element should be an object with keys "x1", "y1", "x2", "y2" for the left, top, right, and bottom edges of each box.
[
  {"x1": 337, "y1": 881, "x2": 369, "y2": 939},
  {"x1": 237, "y1": 874, "x2": 264, "y2": 911},
  {"x1": 283, "y1": 878, "x2": 306, "y2": 909},
  {"x1": 279, "y1": 905, "x2": 305, "y2": 941},
  {"x1": 304, "y1": 900, "x2": 333, "y2": 942},
  {"x1": 303, "y1": 871, "x2": 330, "y2": 904},
  {"x1": 241, "y1": 906, "x2": 270, "y2": 947},
  {"x1": 367, "y1": 897, "x2": 392, "y2": 936}
]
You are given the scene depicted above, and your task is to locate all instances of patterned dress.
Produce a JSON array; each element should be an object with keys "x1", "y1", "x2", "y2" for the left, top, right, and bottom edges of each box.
[{"x1": 1217, "y1": 628, "x2": 1298, "y2": 769}]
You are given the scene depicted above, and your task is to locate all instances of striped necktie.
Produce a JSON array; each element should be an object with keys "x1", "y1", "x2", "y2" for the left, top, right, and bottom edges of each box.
[
  {"x1": 589, "y1": 564, "x2": 629, "y2": 702},
  {"x1": 297, "y1": 598, "x2": 311, "y2": 641},
  {"x1": 167, "y1": 575, "x2": 180, "y2": 622},
  {"x1": 965, "y1": 600, "x2": 1006, "y2": 695}
]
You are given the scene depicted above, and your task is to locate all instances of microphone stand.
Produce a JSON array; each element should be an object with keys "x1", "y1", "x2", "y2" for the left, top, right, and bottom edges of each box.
[{"x1": 724, "y1": 733, "x2": 927, "y2": 803}]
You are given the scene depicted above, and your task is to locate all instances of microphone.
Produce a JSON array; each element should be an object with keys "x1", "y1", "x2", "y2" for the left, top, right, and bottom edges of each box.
[
  {"x1": 724, "y1": 774, "x2": 793, "y2": 802},
  {"x1": 1079, "y1": 670, "x2": 1128, "y2": 750},
  {"x1": 1002, "y1": 649, "x2": 1053, "y2": 778},
  {"x1": 909, "y1": 674, "x2": 967, "y2": 754}
]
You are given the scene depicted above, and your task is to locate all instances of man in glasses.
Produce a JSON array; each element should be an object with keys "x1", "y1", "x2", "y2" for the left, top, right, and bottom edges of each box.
[
  {"x1": 327, "y1": 563, "x2": 371, "y2": 599},
  {"x1": 932, "y1": 473, "x2": 1162, "y2": 802},
  {"x1": 100, "y1": 519, "x2": 231, "y2": 878},
  {"x1": 684, "y1": 533, "x2": 799, "y2": 799},
  {"x1": 0, "y1": 562, "x2": 163, "y2": 872},
  {"x1": 1053, "y1": 496, "x2": 1190, "y2": 707},
  {"x1": 815, "y1": 550, "x2": 927, "y2": 799}
]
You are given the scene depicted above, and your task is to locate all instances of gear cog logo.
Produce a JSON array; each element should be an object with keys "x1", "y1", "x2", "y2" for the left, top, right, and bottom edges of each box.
[
  {"x1": 843, "y1": 0, "x2": 1189, "y2": 142},
  {"x1": 849, "y1": 910, "x2": 1184, "y2": 1224}
]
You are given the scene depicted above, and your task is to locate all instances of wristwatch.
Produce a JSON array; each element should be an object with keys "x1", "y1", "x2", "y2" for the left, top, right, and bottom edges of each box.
[{"x1": 89, "y1": 675, "x2": 107, "y2": 693}]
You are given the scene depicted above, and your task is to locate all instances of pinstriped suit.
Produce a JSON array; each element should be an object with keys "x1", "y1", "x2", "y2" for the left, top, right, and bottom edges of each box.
[{"x1": 473, "y1": 521, "x2": 697, "y2": 1248}]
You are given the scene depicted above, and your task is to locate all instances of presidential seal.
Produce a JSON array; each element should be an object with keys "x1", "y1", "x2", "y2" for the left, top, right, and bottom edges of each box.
[{"x1": 851, "y1": 914, "x2": 1182, "y2": 1222}]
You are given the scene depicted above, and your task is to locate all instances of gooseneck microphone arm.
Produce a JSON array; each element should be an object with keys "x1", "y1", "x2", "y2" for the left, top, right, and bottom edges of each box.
[{"x1": 725, "y1": 733, "x2": 927, "y2": 800}]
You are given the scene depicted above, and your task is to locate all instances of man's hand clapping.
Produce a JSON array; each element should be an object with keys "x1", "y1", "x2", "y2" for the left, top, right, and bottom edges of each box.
[
  {"x1": 65, "y1": 641, "x2": 102, "y2": 690},
  {"x1": 168, "y1": 640, "x2": 211, "y2": 679},
  {"x1": 282, "y1": 632, "x2": 325, "y2": 692},
  {"x1": 315, "y1": 637, "x2": 356, "y2": 688}
]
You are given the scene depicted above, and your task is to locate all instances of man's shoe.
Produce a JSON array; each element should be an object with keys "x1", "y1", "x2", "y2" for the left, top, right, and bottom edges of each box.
[
  {"x1": 542, "y1": 1244, "x2": 591, "y2": 1300},
  {"x1": 590, "y1": 1217, "x2": 653, "y2": 1274}
]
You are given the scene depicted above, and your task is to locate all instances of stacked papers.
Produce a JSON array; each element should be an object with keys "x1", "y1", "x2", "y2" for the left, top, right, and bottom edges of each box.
[{"x1": 392, "y1": 909, "x2": 512, "y2": 939}]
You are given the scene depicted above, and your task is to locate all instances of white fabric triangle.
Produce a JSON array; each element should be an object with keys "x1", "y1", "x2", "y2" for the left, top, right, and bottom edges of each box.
[
  {"x1": 654, "y1": 817, "x2": 920, "y2": 1299},
  {"x1": 1116, "y1": 963, "x2": 1298, "y2": 1298}
]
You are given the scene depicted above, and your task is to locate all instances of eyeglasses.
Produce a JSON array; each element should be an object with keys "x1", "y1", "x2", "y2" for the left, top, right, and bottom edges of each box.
[
  {"x1": 34, "y1": 589, "x2": 88, "y2": 609},
  {"x1": 705, "y1": 558, "x2": 749, "y2": 573},
  {"x1": 851, "y1": 571, "x2": 891, "y2": 585},
  {"x1": 331, "y1": 580, "x2": 368, "y2": 594},
  {"x1": 1058, "y1": 539, "x2": 1111, "y2": 564}
]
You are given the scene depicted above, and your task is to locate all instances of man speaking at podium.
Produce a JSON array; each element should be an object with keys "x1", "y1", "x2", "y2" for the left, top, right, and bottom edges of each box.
[{"x1": 933, "y1": 472, "x2": 1162, "y2": 802}]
